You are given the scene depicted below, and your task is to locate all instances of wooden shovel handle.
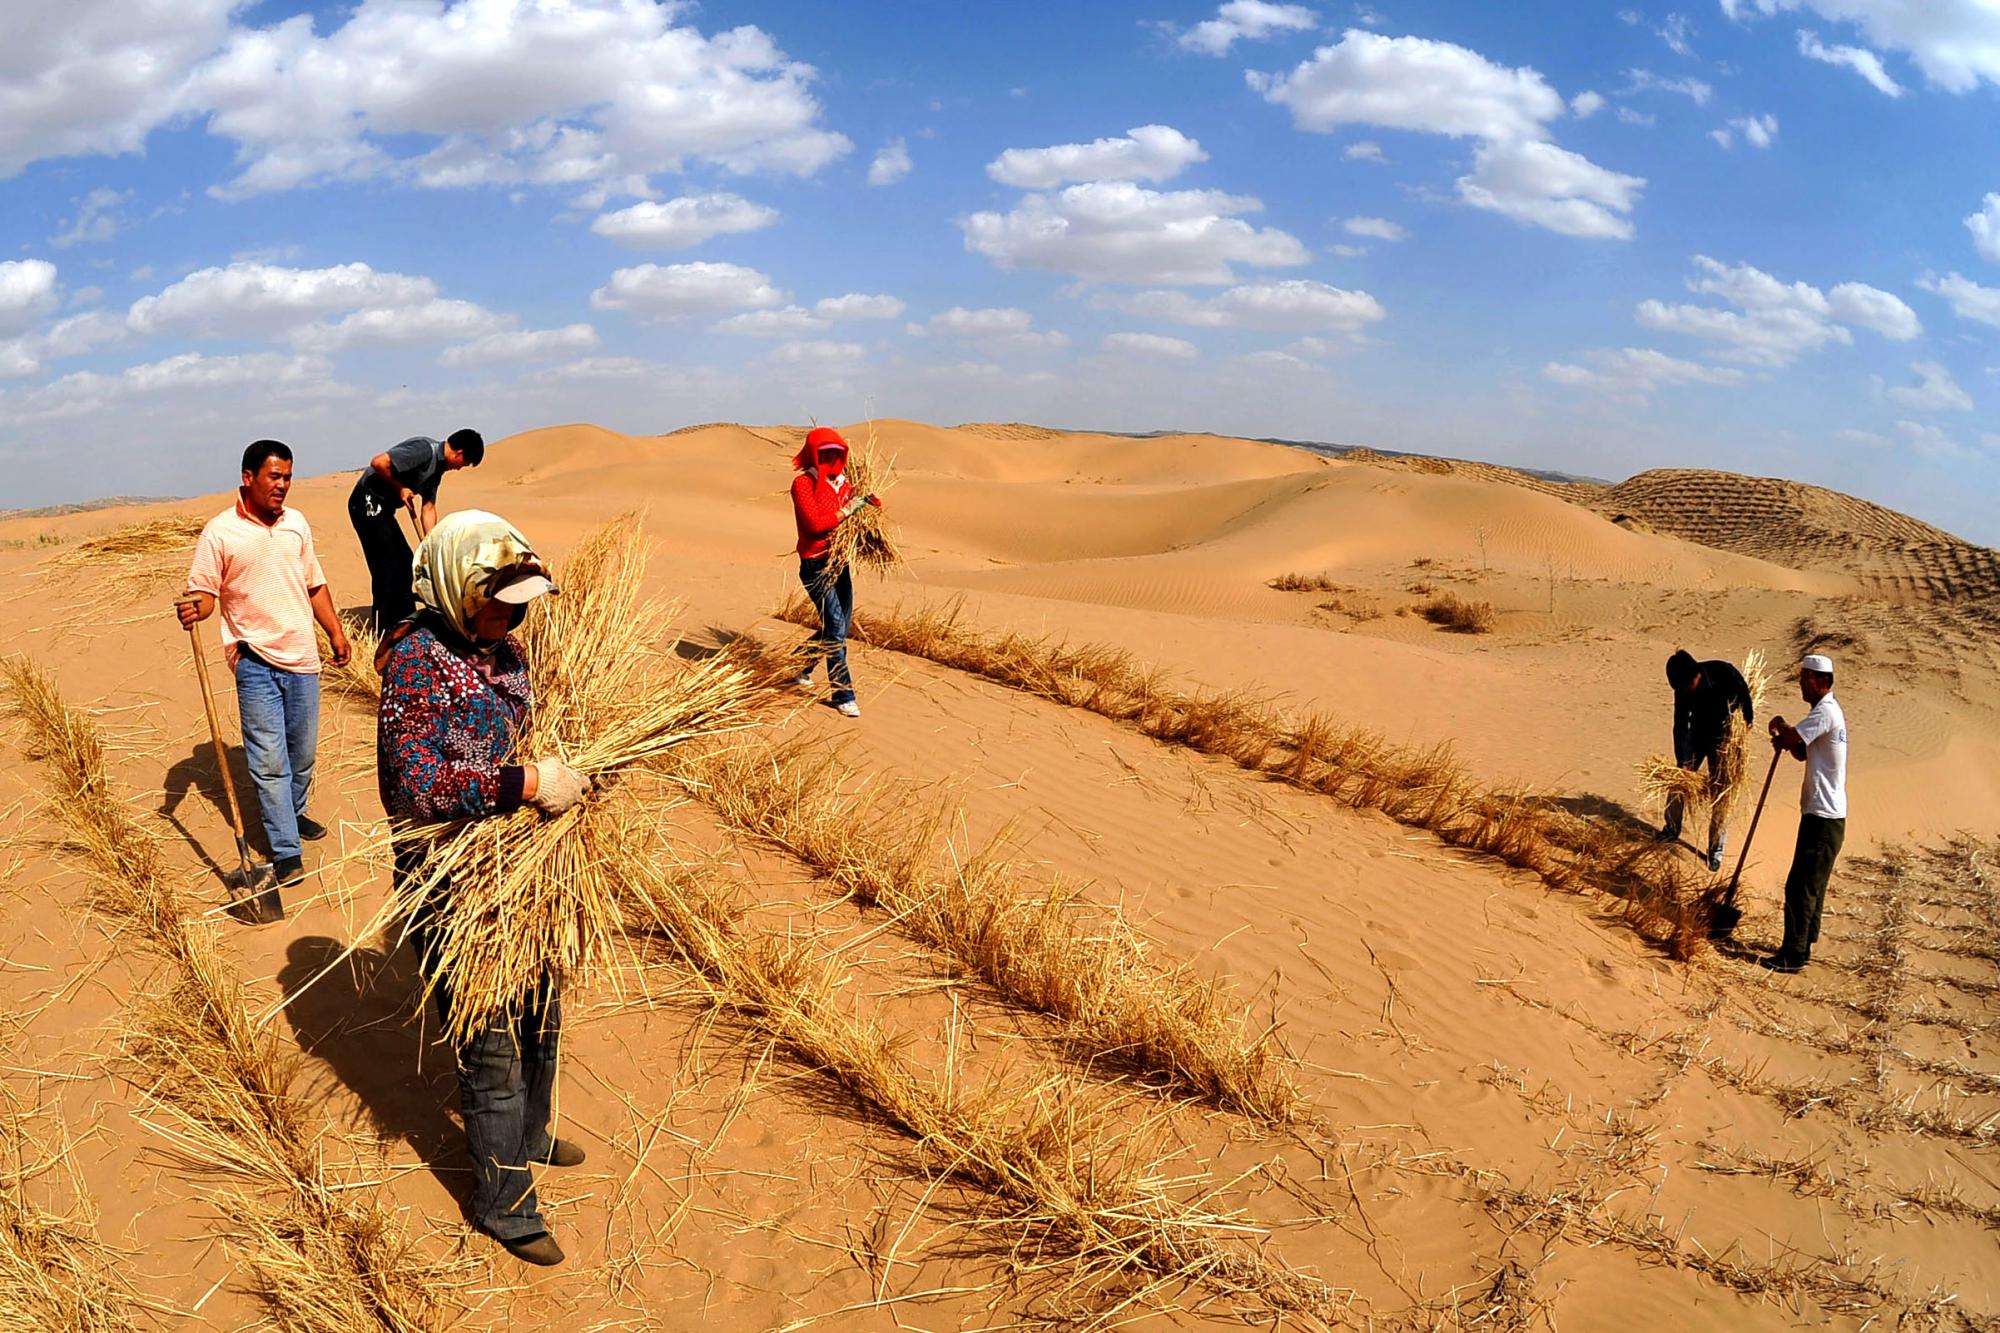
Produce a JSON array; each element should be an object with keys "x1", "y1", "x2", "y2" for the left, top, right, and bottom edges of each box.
[
  {"x1": 1725, "y1": 747, "x2": 1783, "y2": 905},
  {"x1": 180, "y1": 604, "x2": 255, "y2": 847}
]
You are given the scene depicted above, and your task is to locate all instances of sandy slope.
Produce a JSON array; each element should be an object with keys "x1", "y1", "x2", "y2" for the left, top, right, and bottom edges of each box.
[{"x1": 0, "y1": 419, "x2": 1995, "y2": 1330}]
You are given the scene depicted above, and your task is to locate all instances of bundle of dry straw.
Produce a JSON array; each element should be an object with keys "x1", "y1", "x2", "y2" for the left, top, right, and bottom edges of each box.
[
  {"x1": 358, "y1": 514, "x2": 769, "y2": 1048},
  {"x1": 45, "y1": 516, "x2": 206, "y2": 567},
  {"x1": 824, "y1": 420, "x2": 903, "y2": 577}
]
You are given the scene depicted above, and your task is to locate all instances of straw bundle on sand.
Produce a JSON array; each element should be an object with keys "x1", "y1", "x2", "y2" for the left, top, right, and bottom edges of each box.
[
  {"x1": 316, "y1": 611, "x2": 381, "y2": 703},
  {"x1": 360, "y1": 515, "x2": 768, "y2": 1048},
  {"x1": 45, "y1": 516, "x2": 206, "y2": 567},
  {"x1": 824, "y1": 422, "x2": 903, "y2": 578},
  {"x1": 626, "y1": 851, "x2": 1340, "y2": 1325},
  {"x1": 1, "y1": 656, "x2": 454, "y2": 1332}
]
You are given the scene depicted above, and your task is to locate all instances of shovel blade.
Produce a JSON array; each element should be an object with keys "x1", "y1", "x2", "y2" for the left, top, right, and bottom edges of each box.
[
  {"x1": 222, "y1": 862, "x2": 285, "y2": 926},
  {"x1": 1706, "y1": 901, "x2": 1743, "y2": 939}
]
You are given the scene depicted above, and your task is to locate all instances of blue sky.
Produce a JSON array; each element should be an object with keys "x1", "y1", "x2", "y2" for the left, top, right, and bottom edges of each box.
[{"x1": 3, "y1": 0, "x2": 1998, "y2": 541}]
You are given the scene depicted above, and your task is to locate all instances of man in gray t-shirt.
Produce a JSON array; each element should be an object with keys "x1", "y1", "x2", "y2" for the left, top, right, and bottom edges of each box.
[{"x1": 347, "y1": 427, "x2": 485, "y2": 629}]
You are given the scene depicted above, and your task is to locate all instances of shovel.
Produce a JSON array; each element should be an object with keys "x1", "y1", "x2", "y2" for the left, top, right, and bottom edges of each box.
[
  {"x1": 179, "y1": 601, "x2": 284, "y2": 925},
  {"x1": 1707, "y1": 746, "x2": 1782, "y2": 939}
]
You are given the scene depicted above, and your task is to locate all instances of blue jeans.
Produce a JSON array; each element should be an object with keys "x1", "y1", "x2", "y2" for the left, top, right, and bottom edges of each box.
[
  {"x1": 799, "y1": 556, "x2": 855, "y2": 705},
  {"x1": 401, "y1": 844, "x2": 560, "y2": 1240},
  {"x1": 233, "y1": 653, "x2": 319, "y2": 862}
]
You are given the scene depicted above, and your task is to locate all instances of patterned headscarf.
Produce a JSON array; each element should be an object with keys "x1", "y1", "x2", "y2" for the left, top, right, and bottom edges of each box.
[{"x1": 412, "y1": 509, "x2": 553, "y2": 642}]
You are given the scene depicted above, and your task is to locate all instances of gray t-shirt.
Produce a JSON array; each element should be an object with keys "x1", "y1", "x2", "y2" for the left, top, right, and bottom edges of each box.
[{"x1": 359, "y1": 436, "x2": 445, "y2": 503}]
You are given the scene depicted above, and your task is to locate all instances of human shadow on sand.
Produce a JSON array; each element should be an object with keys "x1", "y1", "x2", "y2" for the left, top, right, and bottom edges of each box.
[
  {"x1": 159, "y1": 740, "x2": 268, "y2": 873},
  {"x1": 277, "y1": 934, "x2": 473, "y2": 1222}
]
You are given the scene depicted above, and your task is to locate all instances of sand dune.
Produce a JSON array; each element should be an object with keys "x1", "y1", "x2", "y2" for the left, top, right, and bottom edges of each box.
[{"x1": 1, "y1": 419, "x2": 1995, "y2": 1330}]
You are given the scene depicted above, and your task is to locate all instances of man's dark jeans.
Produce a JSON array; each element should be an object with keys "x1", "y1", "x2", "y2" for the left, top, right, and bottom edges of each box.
[
  {"x1": 1780, "y1": 814, "x2": 1845, "y2": 962},
  {"x1": 799, "y1": 555, "x2": 855, "y2": 706},
  {"x1": 399, "y1": 844, "x2": 561, "y2": 1241},
  {"x1": 350, "y1": 483, "x2": 416, "y2": 632}
]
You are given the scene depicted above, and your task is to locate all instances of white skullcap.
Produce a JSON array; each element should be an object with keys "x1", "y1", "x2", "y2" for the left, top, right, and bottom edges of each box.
[{"x1": 1801, "y1": 654, "x2": 1834, "y2": 675}]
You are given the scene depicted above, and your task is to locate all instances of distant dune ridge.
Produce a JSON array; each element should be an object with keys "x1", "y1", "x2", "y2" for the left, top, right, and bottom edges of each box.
[{"x1": 2, "y1": 417, "x2": 1997, "y2": 1330}]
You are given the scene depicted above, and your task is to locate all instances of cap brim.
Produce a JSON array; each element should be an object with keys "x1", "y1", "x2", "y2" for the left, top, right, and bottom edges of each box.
[{"x1": 491, "y1": 573, "x2": 557, "y2": 604}]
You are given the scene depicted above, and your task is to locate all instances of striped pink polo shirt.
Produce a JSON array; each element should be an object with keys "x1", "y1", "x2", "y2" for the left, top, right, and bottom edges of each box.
[{"x1": 185, "y1": 496, "x2": 328, "y2": 672}]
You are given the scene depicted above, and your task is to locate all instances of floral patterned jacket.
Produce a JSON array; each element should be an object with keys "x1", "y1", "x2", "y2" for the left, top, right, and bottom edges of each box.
[{"x1": 377, "y1": 620, "x2": 532, "y2": 823}]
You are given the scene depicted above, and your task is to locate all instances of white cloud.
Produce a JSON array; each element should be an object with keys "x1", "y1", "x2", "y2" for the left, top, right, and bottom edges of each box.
[
  {"x1": 767, "y1": 339, "x2": 864, "y2": 369},
  {"x1": 815, "y1": 293, "x2": 905, "y2": 321},
  {"x1": 1251, "y1": 29, "x2": 1565, "y2": 141},
  {"x1": 0, "y1": 0, "x2": 238, "y2": 179},
  {"x1": 1917, "y1": 271, "x2": 2000, "y2": 328},
  {"x1": 120, "y1": 350, "x2": 329, "y2": 393},
  {"x1": 1893, "y1": 418, "x2": 1973, "y2": 460},
  {"x1": 1543, "y1": 346, "x2": 1747, "y2": 396},
  {"x1": 1626, "y1": 69, "x2": 1713, "y2": 103},
  {"x1": 1100, "y1": 279, "x2": 1386, "y2": 334},
  {"x1": 590, "y1": 261, "x2": 785, "y2": 318},
  {"x1": 1797, "y1": 30, "x2": 1904, "y2": 95},
  {"x1": 1637, "y1": 255, "x2": 1920, "y2": 365},
  {"x1": 1178, "y1": 1, "x2": 1317, "y2": 56},
  {"x1": 0, "y1": 309, "x2": 128, "y2": 379},
  {"x1": 1967, "y1": 193, "x2": 2000, "y2": 264},
  {"x1": 1343, "y1": 215, "x2": 1407, "y2": 241},
  {"x1": 867, "y1": 138, "x2": 912, "y2": 186},
  {"x1": 589, "y1": 194, "x2": 779, "y2": 249},
  {"x1": 1616, "y1": 106, "x2": 1658, "y2": 126},
  {"x1": 294, "y1": 297, "x2": 508, "y2": 352},
  {"x1": 714, "y1": 306, "x2": 829, "y2": 337},
  {"x1": 126, "y1": 261, "x2": 436, "y2": 338},
  {"x1": 1344, "y1": 140, "x2": 1385, "y2": 161},
  {"x1": 1100, "y1": 332, "x2": 1198, "y2": 358},
  {"x1": 1712, "y1": 113, "x2": 1779, "y2": 149},
  {"x1": 986, "y1": 125, "x2": 1207, "y2": 188},
  {"x1": 1885, "y1": 360, "x2": 1973, "y2": 412},
  {"x1": 0, "y1": 260, "x2": 61, "y2": 336},
  {"x1": 961, "y1": 181, "x2": 1309, "y2": 286},
  {"x1": 1457, "y1": 139, "x2": 1645, "y2": 239},
  {"x1": 180, "y1": 1, "x2": 849, "y2": 197},
  {"x1": 1330, "y1": 243, "x2": 1367, "y2": 257},
  {"x1": 52, "y1": 188, "x2": 131, "y2": 249},
  {"x1": 1660, "y1": 12, "x2": 1697, "y2": 56},
  {"x1": 1251, "y1": 30, "x2": 1643, "y2": 240},
  {"x1": 438, "y1": 324, "x2": 598, "y2": 369},
  {"x1": 917, "y1": 306, "x2": 1069, "y2": 351},
  {"x1": 524, "y1": 356, "x2": 655, "y2": 384},
  {"x1": 1571, "y1": 90, "x2": 1607, "y2": 117},
  {"x1": 1731, "y1": 2, "x2": 2000, "y2": 94}
]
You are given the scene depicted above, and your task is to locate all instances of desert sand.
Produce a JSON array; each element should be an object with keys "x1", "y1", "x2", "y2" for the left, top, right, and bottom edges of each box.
[{"x1": 1, "y1": 419, "x2": 1996, "y2": 1330}]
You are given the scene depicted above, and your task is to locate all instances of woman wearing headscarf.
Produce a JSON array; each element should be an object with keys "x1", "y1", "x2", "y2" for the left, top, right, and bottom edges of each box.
[
  {"x1": 789, "y1": 426, "x2": 878, "y2": 717},
  {"x1": 375, "y1": 509, "x2": 589, "y2": 1267}
]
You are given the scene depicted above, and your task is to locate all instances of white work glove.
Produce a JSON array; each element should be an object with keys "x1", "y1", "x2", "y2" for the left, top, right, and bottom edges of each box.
[{"x1": 528, "y1": 759, "x2": 592, "y2": 815}]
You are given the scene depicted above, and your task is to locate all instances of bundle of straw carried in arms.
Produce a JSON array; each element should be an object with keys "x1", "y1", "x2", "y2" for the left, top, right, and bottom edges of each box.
[
  {"x1": 341, "y1": 513, "x2": 775, "y2": 1047},
  {"x1": 1636, "y1": 648, "x2": 1771, "y2": 836},
  {"x1": 825, "y1": 419, "x2": 904, "y2": 578}
]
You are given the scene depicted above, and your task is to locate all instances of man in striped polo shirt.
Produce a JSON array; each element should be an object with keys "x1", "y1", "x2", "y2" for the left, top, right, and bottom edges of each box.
[{"x1": 179, "y1": 440, "x2": 352, "y2": 891}]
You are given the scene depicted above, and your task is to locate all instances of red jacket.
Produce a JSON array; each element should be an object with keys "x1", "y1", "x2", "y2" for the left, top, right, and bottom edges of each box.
[{"x1": 790, "y1": 428, "x2": 854, "y2": 558}]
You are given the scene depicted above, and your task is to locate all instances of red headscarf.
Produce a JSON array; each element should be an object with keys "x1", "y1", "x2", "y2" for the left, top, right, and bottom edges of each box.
[{"x1": 792, "y1": 426, "x2": 848, "y2": 472}]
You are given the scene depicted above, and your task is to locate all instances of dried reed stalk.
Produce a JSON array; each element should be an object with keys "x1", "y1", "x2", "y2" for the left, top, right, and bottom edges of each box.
[
  {"x1": 367, "y1": 514, "x2": 768, "y2": 1048},
  {"x1": 1710, "y1": 647, "x2": 1769, "y2": 831},
  {"x1": 317, "y1": 610, "x2": 381, "y2": 704},
  {"x1": 0, "y1": 1064, "x2": 145, "y2": 1332},
  {"x1": 42, "y1": 517, "x2": 206, "y2": 569},
  {"x1": 779, "y1": 598, "x2": 1711, "y2": 957},
  {"x1": 1, "y1": 655, "x2": 455, "y2": 1333},
  {"x1": 624, "y1": 851, "x2": 1339, "y2": 1325},
  {"x1": 824, "y1": 421, "x2": 903, "y2": 578},
  {"x1": 668, "y1": 736, "x2": 1298, "y2": 1123},
  {"x1": 1636, "y1": 754, "x2": 1713, "y2": 821}
]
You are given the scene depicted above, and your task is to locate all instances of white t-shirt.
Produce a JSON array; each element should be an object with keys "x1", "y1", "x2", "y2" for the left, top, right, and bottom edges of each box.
[{"x1": 1794, "y1": 693, "x2": 1847, "y2": 820}]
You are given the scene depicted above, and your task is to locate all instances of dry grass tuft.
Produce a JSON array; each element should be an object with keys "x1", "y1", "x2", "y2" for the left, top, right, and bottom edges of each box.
[
  {"x1": 362, "y1": 514, "x2": 769, "y2": 1050},
  {"x1": 1417, "y1": 593, "x2": 1496, "y2": 634},
  {"x1": 624, "y1": 851, "x2": 1339, "y2": 1325},
  {"x1": 42, "y1": 516, "x2": 206, "y2": 569},
  {"x1": 0, "y1": 1060, "x2": 145, "y2": 1332},
  {"x1": 668, "y1": 736, "x2": 1299, "y2": 1123},
  {"x1": 824, "y1": 420, "x2": 904, "y2": 578},
  {"x1": 779, "y1": 598, "x2": 1713, "y2": 957},
  {"x1": 317, "y1": 610, "x2": 381, "y2": 703},
  {"x1": 1267, "y1": 572, "x2": 1341, "y2": 593},
  {"x1": 2, "y1": 655, "x2": 456, "y2": 1333}
]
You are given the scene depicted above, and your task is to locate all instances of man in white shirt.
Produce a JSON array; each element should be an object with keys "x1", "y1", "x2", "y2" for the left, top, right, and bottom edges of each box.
[{"x1": 1760, "y1": 653, "x2": 1847, "y2": 973}]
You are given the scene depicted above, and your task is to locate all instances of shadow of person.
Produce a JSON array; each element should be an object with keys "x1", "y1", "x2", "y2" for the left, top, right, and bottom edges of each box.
[
  {"x1": 160, "y1": 740, "x2": 269, "y2": 874},
  {"x1": 277, "y1": 934, "x2": 473, "y2": 1221}
]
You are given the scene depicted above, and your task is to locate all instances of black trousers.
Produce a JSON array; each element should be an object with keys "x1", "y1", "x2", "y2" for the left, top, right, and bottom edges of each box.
[
  {"x1": 1780, "y1": 814, "x2": 1845, "y2": 962},
  {"x1": 398, "y1": 842, "x2": 561, "y2": 1240},
  {"x1": 349, "y1": 483, "x2": 415, "y2": 631}
]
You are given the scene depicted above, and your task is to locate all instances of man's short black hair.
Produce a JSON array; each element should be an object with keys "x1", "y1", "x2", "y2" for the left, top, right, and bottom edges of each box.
[
  {"x1": 448, "y1": 428, "x2": 485, "y2": 466},
  {"x1": 242, "y1": 439, "x2": 292, "y2": 475},
  {"x1": 1666, "y1": 648, "x2": 1698, "y2": 690}
]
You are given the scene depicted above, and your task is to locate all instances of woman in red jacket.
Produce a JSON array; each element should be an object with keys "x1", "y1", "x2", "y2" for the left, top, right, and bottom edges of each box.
[{"x1": 790, "y1": 426, "x2": 876, "y2": 717}]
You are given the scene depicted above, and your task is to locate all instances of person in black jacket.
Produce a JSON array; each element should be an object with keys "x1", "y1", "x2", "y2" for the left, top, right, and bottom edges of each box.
[{"x1": 1663, "y1": 648, "x2": 1755, "y2": 870}]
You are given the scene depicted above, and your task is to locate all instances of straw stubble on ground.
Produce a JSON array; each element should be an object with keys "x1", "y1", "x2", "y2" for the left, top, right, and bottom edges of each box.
[{"x1": 2, "y1": 655, "x2": 464, "y2": 1333}]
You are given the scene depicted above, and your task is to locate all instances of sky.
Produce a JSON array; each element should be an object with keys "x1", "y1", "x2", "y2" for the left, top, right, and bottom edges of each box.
[{"x1": 3, "y1": 0, "x2": 1998, "y2": 542}]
